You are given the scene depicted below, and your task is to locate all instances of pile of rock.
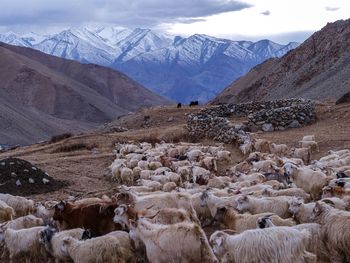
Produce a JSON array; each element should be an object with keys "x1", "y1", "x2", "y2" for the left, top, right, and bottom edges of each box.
[
  {"x1": 248, "y1": 103, "x2": 316, "y2": 132},
  {"x1": 186, "y1": 114, "x2": 249, "y2": 144},
  {"x1": 187, "y1": 98, "x2": 316, "y2": 143}
]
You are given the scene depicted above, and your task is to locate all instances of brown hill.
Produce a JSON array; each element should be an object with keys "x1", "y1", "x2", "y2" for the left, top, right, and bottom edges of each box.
[
  {"x1": 0, "y1": 42, "x2": 169, "y2": 145},
  {"x1": 212, "y1": 19, "x2": 350, "y2": 104}
]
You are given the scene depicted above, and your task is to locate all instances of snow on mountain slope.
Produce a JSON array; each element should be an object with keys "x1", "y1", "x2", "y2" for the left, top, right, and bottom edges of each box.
[{"x1": 0, "y1": 27, "x2": 299, "y2": 103}]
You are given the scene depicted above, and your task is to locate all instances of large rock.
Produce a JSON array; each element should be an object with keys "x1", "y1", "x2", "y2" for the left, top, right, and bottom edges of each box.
[{"x1": 262, "y1": 123, "x2": 274, "y2": 132}]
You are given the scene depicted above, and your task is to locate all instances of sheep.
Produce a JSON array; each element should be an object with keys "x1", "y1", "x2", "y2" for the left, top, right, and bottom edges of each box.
[
  {"x1": 252, "y1": 160, "x2": 278, "y2": 173},
  {"x1": 328, "y1": 149, "x2": 350, "y2": 156},
  {"x1": 2, "y1": 226, "x2": 50, "y2": 262},
  {"x1": 186, "y1": 149, "x2": 204, "y2": 162},
  {"x1": 236, "y1": 172, "x2": 266, "y2": 184},
  {"x1": 239, "y1": 140, "x2": 253, "y2": 156},
  {"x1": 256, "y1": 218, "x2": 329, "y2": 263},
  {"x1": 199, "y1": 156, "x2": 218, "y2": 172},
  {"x1": 252, "y1": 138, "x2": 270, "y2": 153},
  {"x1": 34, "y1": 203, "x2": 55, "y2": 225},
  {"x1": 162, "y1": 182, "x2": 177, "y2": 192},
  {"x1": 288, "y1": 197, "x2": 315, "y2": 223},
  {"x1": 264, "y1": 172, "x2": 292, "y2": 187},
  {"x1": 216, "y1": 150, "x2": 231, "y2": 163},
  {"x1": 132, "y1": 166, "x2": 142, "y2": 180},
  {"x1": 290, "y1": 147, "x2": 310, "y2": 164},
  {"x1": 200, "y1": 190, "x2": 241, "y2": 218},
  {"x1": 190, "y1": 193, "x2": 212, "y2": 223},
  {"x1": 299, "y1": 140, "x2": 319, "y2": 153},
  {"x1": 114, "y1": 191, "x2": 199, "y2": 224},
  {"x1": 171, "y1": 160, "x2": 191, "y2": 170},
  {"x1": 137, "y1": 160, "x2": 149, "y2": 170},
  {"x1": 120, "y1": 166, "x2": 134, "y2": 185},
  {"x1": 0, "y1": 194, "x2": 35, "y2": 217},
  {"x1": 3, "y1": 215, "x2": 44, "y2": 230},
  {"x1": 110, "y1": 159, "x2": 126, "y2": 179},
  {"x1": 210, "y1": 227, "x2": 315, "y2": 263},
  {"x1": 311, "y1": 202, "x2": 350, "y2": 263},
  {"x1": 137, "y1": 179, "x2": 162, "y2": 191},
  {"x1": 284, "y1": 162, "x2": 331, "y2": 199},
  {"x1": 302, "y1": 135, "x2": 315, "y2": 142},
  {"x1": 269, "y1": 143, "x2": 289, "y2": 156},
  {"x1": 191, "y1": 166, "x2": 211, "y2": 185},
  {"x1": 139, "y1": 169, "x2": 153, "y2": 179},
  {"x1": 61, "y1": 231, "x2": 135, "y2": 263},
  {"x1": 206, "y1": 177, "x2": 231, "y2": 189},
  {"x1": 114, "y1": 205, "x2": 192, "y2": 228},
  {"x1": 235, "y1": 195, "x2": 292, "y2": 218},
  {"x1": 148, "y1": 161, "x2": 162, "y2": 170},
  {"x1": 39, "y1": 227, "x2": 85, "y2": 262},
  {"x1": 129, "y1": 218, "x2": 217, "y2": 263},
  {"x1": 0, "y1": 200, "x2": 15, "y2": 222},
  {"x1": 262, "y1": 179, "x2": 285, "y2": 189},
  {"x1": 263, "y1": 188, "x2": 311, "y2": 201},
  {"x1": 214, "y1": 206, "x2": 295, "y2": 233}
]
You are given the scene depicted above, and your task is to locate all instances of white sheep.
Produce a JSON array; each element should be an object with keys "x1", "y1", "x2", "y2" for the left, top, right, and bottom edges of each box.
[
  {"x1": 214, "y1": 206, "x2": 295, "y2": 233},
  {"x1": 216, "y1": 150, "x2": 231, "y2": 163},
  {"x1": 302, "y1": 135, "x2": 315, "y2": 142},
  {"x1": 299, "y1": 140, "x2": 319, "y2": 153},
  {"x1": 290, "y1": 147, "x2": 310, "y2": 164},
  {"x1": 120, "y1": 166, "x2": 134, "y2": 185},
  {"x1": 269, "y1": 143, "x2": 289, "y2": 156},
  {"x1": 61, "y1": 231, "x2": 135, "y2": 263},
  {"x1": 162, "y1": 182, "x2": 177, "y2": 192},
  {"x1": 0, "y1": 194, "x2": 35, "y2": 217},
  {"x1": 235, "y1": 195, "x2": 292, "y2": 218},
  {"x1": 4, "y1": 215, "x2": 44, "y2": 230},
  {"x1": 2, "y1": 226, "x2": 50, "y2": 262},
  {"x1": 0, "y1": 200, "x2": 15, "y2": 222},
  {"x1": 311, "y1": 202, "x2": 350, "y2": 262},
  {"x1": 210, "y1": 227, "x2": 315, "y2": 263},
  {"x1": 39, "y1": 227, "x2": 85, "y2": 262},
  {"x1": 284, "y1": 162, "x2": 331, "y2": 199},
  {"x1": 130, "y1": 218, "x2": 217, "y2": 263},
  {"x1": 257, "y1": 217, "x2": 330, "y2": 263}
]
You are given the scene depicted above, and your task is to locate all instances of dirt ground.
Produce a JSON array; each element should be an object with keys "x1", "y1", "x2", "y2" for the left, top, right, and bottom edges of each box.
[{"x1": 0, "y1": 102, "x2": 349, "y2": 201}]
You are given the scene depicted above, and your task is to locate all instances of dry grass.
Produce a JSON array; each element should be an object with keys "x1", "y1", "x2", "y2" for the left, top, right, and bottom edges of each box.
[
  {"x1": 0, "y1": 102, "x2": 348, "y2": 202},
  {"x1": 52, "y1": 143, "x2": 97, "y2": 153},
  {"x1": 49, "y1": 133, "x2": 73, "y2": 144}
]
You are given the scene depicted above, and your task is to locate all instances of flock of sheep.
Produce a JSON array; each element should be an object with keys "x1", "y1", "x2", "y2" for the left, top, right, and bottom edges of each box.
[{"x1": 0, "y1": 134, "x2": 350, "y2": 262}]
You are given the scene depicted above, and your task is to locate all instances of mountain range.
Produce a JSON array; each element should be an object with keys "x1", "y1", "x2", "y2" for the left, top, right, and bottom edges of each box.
[
  {"x1": 0, "y1": 42, "x2": 168, "y2": 145},
  {"x1": 213, "y1": 18, "x2": 350, "y2": 104},
  {"x1": 0, "y1": 27, "x2": 299, "y2": 103}
]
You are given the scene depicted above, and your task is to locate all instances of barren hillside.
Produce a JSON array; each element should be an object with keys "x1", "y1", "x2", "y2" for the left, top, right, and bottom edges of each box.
[
  {"x1": 213, "y1": 19, "x2": 350, "y2": 104},
  {"x1": 0, "y1": 42, "x2": 169, "y2": 145}
]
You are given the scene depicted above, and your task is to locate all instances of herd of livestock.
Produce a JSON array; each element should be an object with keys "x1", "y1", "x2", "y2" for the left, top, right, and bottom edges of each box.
[{"x1": 0, "y1": 135, "x2": 350, "y2": 262}]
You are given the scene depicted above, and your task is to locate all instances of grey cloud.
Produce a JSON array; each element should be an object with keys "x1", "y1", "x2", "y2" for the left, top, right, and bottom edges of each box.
[
  {"x1": 0, "y1": 0, "x2": 252, "y2": 29},
  {"x1": 325, "y1": 6, "x2": 340, "y2": 11},
  {"x1": 260, "y1": 10, "x2": 271, "y2": 16}
]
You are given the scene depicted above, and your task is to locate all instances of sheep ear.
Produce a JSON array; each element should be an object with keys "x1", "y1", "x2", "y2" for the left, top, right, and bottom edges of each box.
[{"x1": 216, "y1": 236, "x2": 223, "y2": 246}]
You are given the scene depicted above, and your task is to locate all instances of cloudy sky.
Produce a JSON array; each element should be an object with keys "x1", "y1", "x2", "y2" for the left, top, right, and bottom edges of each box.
[{"x1": 0, "y1": 0, "x2": 349, "y2": 43}]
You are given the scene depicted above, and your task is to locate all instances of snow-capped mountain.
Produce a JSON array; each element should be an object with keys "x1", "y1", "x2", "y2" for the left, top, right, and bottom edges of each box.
[{"x1": 0, "y1": 27, "x2": 299, "y2": 102}]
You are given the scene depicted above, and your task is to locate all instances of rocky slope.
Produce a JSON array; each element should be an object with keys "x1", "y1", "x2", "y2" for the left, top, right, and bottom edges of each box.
[
  {"x1": 213, "y1": 19, "x2": 350, "y2": 104},
  {"x1": 0, "y1": 27, "x2": 298, "y2": 103},
  {"x1": 0, "y1": 42, "x2": 169, "y2": 145}
]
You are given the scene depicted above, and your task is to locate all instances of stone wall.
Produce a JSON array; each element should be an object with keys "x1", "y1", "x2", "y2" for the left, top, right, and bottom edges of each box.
[{"x1": 186, "y1": 98, "x2": 316, "y2": 143}]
